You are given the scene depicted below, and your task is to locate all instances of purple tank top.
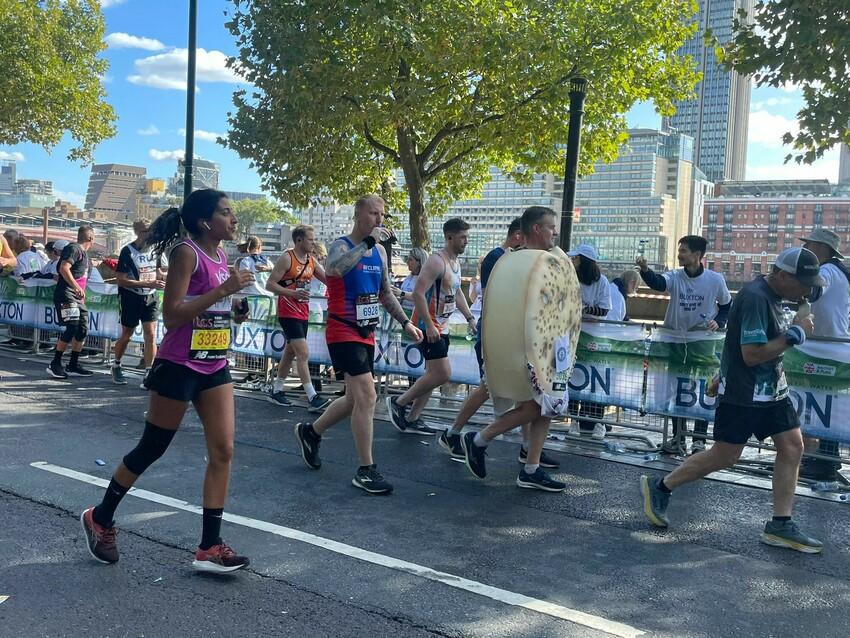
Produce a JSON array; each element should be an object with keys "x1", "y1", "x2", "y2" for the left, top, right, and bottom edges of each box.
[{"x1": 157, "y1": 239, "x2": 232, "y2": 373}]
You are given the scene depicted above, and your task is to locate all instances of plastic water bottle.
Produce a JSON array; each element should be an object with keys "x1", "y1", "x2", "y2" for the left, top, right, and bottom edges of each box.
[
  {"x1": 696, "y1": 313, "x2": 710, "y2": 331},
  {"x1": 643, "y1": 452, "x2": 660, "y2": 461},
  {"x1": 781, "y1": 306, "x2": 795, "y2": 327},
  {"x1": 811, "y1": 481, "x2": 840, "y2": 492},
  {"x1": 796, "y1": 297, "x2": 811, "y2": 319},
  {"x1": 839, "y1": 494, "x2": 848, "y2": 502},
  {"x1": 603, "y1": 440, "x2": 627, "y2": 454}
]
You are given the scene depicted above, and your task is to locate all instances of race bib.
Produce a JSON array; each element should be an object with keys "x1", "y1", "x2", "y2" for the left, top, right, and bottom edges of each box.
[
  {"x1": 355, "y1": 293, "x2": 380, "y2": 326},
  {"x1": 189, "y1": 300, "x2": 231, "y2": 360},
  {"x1": 138, "y1": 266, "x2": 157, "y2": 283},
  {"x1": 440, "y1": 294, "x2": 456, "y2": 318},
  {"x1": 60, "y1": 303, "x2": 80, "y2": 321}
]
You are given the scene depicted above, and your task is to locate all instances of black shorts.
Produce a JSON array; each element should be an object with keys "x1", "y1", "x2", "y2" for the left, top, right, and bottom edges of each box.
[
  {"x1": 119, "y1": 291, "x2": 158, "y2": 327},
  {"x1": 328, "y1": 342, "x2": 374, "y2": 378},
  {"x1": 418, "y1": 334, "x2": 450, "y2": 361},
  {"x1": 145, "y1": 359, "x2": 233, "y2": 402},
  {"x1": 53, "y1": 293, "x2": 88, "y2": 327},
  {"x1": 279, "y1": 317, "x2": 309, "y2": 341},
  {"x1": 713, "y1": 398, "x2": 799, "y2": 445},
  {"x1": 474, "y1": 338, "x2": 484, "y2": 378}
]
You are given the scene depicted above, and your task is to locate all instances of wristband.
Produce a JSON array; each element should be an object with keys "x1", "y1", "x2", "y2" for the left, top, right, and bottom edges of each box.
[
  {"x1": 402, "y1": 319, "x2": 411, "y2": 329},
  {"x1": 785, "y1": 325, "x2": 806, "y2": 346},
  {"x1": 364, "y1": 236, "x2": 376, "y2": 249}
]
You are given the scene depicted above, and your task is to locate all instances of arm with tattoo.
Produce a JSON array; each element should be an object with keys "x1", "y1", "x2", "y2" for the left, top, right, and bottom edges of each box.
[
  {"x1": 325, "y1": 238, "x2": 371, "y2": 277},
  {"x1": 377, "y1": 247, "x2": 410, "y2": 325}
]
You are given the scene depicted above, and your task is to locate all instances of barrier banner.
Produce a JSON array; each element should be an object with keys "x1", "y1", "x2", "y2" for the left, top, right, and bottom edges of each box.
[{"x1": 2, "y1": 278, "x2": 849, "y2": 442}]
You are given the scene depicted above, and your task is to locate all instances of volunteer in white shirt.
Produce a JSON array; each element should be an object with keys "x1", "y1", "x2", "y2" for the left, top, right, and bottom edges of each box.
[{"x1": 638, "y1": 235, "x2": 732, "y2": 455}]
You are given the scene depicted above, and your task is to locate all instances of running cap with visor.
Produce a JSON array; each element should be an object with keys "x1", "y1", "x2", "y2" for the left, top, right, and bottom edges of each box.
[
  {"x1": 567, "y1": 244, "x2": 600, "y2": 262},
  {"x1": 773, "y1": 247, "x2": 826, "y2": 287}
]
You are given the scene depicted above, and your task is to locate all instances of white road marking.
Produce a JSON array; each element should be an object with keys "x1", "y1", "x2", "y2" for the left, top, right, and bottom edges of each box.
[
  {"x1": 32, "y1": 460, "x2": 643, "y2": 638},
  {"x1": 0, "y1": 423, "x2": 50, "y2": 429}
]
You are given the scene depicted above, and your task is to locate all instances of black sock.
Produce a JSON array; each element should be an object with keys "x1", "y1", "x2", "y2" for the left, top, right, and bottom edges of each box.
[
  {"x1": 772, "y1": 516, "x2": 791, "y2": 523},
  {"x1": 658, "y1": 476, "x2": 672, "y2": 493},
  {"x1": 114, "y1": 359, "x2": 121, "y2": 366},
  {"x1": 69, "y1": 351, "x2": 80, "y2": 367},
  {"x1": 93, "y1": 478, "x2": 130, "y2": 527},
  {"x1": 200, "y1": 508, "x2": 224, "y2": 550},
  {"x1": 307, "y1": 423, "x2": 319, "y2": 439},
  {"x1": 52, "y1": 349, "x2": 63, "y2": 364},
  {"x1": 358, "y1": 464, "x2": 374, "y2": 471}
]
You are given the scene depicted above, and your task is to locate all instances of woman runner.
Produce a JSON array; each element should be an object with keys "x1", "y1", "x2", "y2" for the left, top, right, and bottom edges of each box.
[{"x1": 80, "y1": 189, "x2": 255, "y2": 573}]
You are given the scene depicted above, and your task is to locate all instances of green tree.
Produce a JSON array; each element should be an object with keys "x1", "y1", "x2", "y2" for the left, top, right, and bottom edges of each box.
[
  {"x1": 232, "y1": 198, "x2": 298, "y2": 239},
  {"x1": 226, "y1": 0, "x2": 699, "y2": 249},
  {"x1": 0, "y1": 0, "x2": 116, "y2": 164},
  {"x1": 723, "y1": 0, "x2": 850, "y2": 164}
]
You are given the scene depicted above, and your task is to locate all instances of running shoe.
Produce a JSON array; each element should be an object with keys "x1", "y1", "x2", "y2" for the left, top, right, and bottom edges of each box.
[
  {"x1": 385, "y1": 396, "x2": 408, "y2": 432},
  {"x1": 80, "y1": 507, "x2": 119, "y2": 564},
  {"x1": 404, "y1": 417, "x2": 438, "y2": 435},
  {"x1": 352, "y1": 465, "x2": 393, "y2": 494},
  {"x1": 46, "y1": 360, "x2": 68, "y2": 379},
  {"x1": 111, "y1": 365, "x2": 127, "y2": 385},
  {"x1": 66, "y1": 363, "x2": 94, "y2": 376},
  {"x1": 307, "y1": 394, "x2": 332, "y2": 413},
  {"x1": 591, "y1": 423, "x2": 607, "y2": 440},
  {"x1": 461, "y1": 432, "x2": 487, "y2": 479},
  {"x1": 267, "y1": 389, "x2": 292, "y2": 406},
  {"x1": 690, "y1": 439, "x2": 707, "y2": 455},
  {"x1": 568, "y1": 421, "x2": 581, "y2": 436},
  {"x1": 761, "y1": 520, "x2": 823, "y2": 554},
  {"x1": 438, "y1": 430, "x2": 464, "y2": 459},
  {"x1": 294, "y1": 422, "x2": 322, "y2": 469},
  {"x1": 516, "y1": 468, "x2": 566, "y2": 492},
  {"x1": 640, "y1": 475, "x2": 670, "y2": 528},
  {"x1": 192, "y1": 542, "x2": 250, "y2": 573},
  {"x1": 518, "y1": 447, "x2": 561, "y2": 469}
]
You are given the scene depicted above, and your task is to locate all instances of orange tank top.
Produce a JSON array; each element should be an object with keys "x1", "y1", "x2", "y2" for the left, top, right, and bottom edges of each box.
[{"x1": 277, "y1": 249, "x2": 315, "y2": 320}]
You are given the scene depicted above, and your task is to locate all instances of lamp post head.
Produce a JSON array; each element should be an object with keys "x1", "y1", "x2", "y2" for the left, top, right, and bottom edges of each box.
[{"x1": 569, "y1": 77, "x2": 588, "y2": 97}]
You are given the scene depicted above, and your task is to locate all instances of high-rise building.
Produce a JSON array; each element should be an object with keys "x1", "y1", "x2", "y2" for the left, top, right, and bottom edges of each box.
[
  {"x1": 703, "y1": 180, "x2": 850, "y2": 286},
  {"x1": 665, "y1": 0, "x2": 753, "y2": 183},
  {"x1": 225, "y1": 190, "x2": 266, "y2": 202},
  {"x1": 170, "y1": 158, "x2": 220, "y2": 194},
  {"x1": 85, "y1": 163, "x2": 146, "y2": 219},
  {"x1": 0, "y1": 161, "x2": 16, "y2": 194},
  {"x1": 568, "y1": 128, "x2": 704, "y2": 272},
  {"x1": 15, "y1": 179, "x2": 53, "y2": 196},
  {"x1": 299, "y1": 200, "x2": 354, "y2": 245},
  {"x1": 840, "y1": 143, "x2": 850, "y2": 184}
]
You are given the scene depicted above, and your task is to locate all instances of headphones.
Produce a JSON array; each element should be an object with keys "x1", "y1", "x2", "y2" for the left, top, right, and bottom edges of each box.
[{"x1": 202, "y1": 222, "x2": 211, "y2": 230}]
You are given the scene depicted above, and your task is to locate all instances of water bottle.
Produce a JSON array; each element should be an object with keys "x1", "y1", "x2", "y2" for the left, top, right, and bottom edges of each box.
[
  {"x1": 781, "y1": 306, "x2": 795, "y2": 327},
  {"x1": 811, "y1": 480, "x2": 840, "y2": 492},
  {"x1": 603, "y1": 440, "x2": 627, "y2": 454},
  {"x1": 796, "y1": 297, "x2": 811, "y2": 319},
  {"x1": 696, "y1": 313, "x2": 710, "y2": 331},
  {"x1": 839, "y1": 494, "x2": 848, "y2": 502},
  {"x1": 643, "y1": 452, "x2": 660, "y2": 461}
]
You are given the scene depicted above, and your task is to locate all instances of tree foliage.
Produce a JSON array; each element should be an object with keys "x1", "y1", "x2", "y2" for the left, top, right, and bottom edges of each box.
[
  {"x1": 0, "y1": 0, "x2": 116, "y2": 164},
  {"x1": 226, "y1": 0, "x2": 699, "y2": 249},
  {"x1": 723, "y1": 0, "x2": 850, "y2": 164},
  {"x1": 232, "y1": 197, "x2": 298, "y2": 239}
]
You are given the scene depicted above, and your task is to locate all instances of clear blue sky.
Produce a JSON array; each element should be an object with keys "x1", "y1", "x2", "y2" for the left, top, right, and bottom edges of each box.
[{"x1": 0, "y1": 0, "x2": 840, "y2": 207}]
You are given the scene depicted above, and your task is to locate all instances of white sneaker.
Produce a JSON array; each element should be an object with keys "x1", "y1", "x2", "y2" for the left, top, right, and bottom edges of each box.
[
  {"x1": 592, "y1": 423, "x2": 606, "y2": 440},
  {"x1": 569, "y1": 421, "x2": 581, "y2": 436}
]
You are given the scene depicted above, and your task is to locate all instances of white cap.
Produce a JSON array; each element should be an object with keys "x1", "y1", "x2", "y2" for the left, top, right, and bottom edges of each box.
[
  {"x1": 52, "y1": 239, "x2": 69, "y2": 252},
  {"x1": 567, "y1": 244, "x2": 600, "y2": 262}
]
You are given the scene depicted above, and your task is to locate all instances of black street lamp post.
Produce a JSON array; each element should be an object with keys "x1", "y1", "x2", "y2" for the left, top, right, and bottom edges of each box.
[
  {"x1": 183, "y1": 0, "x2": 198, "y2": 201},
  {"x1": 558, "y1": 77, "x2": 588, "y2": 252}
]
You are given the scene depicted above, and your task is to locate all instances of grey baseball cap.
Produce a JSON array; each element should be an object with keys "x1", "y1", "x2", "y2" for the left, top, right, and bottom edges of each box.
[{"x1": 774, "y1": 247, "x2": 826, "y2": 287}]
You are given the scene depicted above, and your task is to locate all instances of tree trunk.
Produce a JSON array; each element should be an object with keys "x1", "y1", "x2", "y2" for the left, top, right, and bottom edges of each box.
[{"x1": 396, "y1": 125, "x2": 431, "y2": 250}]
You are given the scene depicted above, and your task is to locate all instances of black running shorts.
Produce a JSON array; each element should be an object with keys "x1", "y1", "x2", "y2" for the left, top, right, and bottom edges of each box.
[
  {"x1": 417, "y1": 334, "x2": 450, "y2": 361},
  {"x1": 119, "y1": 290, "x2": 158, "y2": 328},
  {"x1": 713, "y1": 398, "x2": 799, "y2": 445},
  {"x1": 146, "y1": 359, "x2": 233, "y2": 402},
  {"x1": 278, "y1": 317, "x2": 309, "y2": 341},
  {"x1": 327, "y1": 342, "x2": 375, "y2": 379}
]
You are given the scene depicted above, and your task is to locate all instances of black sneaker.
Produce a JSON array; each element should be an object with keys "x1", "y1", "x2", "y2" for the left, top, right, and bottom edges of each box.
[
  {"x1": 516, "y1": 468, "x2": 566, "y2": 492},
  {"x1": 438, "y1": 430, "x2": 464, "y2": 459},
  {"x1": 294, "y1": 422, "x2": 321, "y2": 469},
  {"x1": 46, "y1": 360, "x2": 68, "y2": 379},
  {"x1": 405, "y1": 417, "x2": 438, "y2": 435},
  {"x1": 385, "y1": 396, "x2": 408, "y2": 432},
  {"x1": 307, "y1": 394, "x2": 332, "y2": 413},
  {"x1": 352, "y1": 465, "x2": 393, "y2": 494},
  {"x1": 66, "y1": 363, "x2": 94, "y2": 376},
  {"x1": 518, "y1": 447, "x2": 560, "y2": 469},
  {"x1": 461, "y1": 432, "x2": 487, "y2": 479},
  {"x1": 268, "y1": 389, "x2": 292, "y2": 406},
  {"x1": 640, "y1": 475, "x2": 670, "y2": 528}
]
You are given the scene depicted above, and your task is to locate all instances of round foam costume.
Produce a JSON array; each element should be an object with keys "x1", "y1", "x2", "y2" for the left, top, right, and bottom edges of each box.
[{"x1": 482, "y1": 247, "x2": 582, "y2": 414}]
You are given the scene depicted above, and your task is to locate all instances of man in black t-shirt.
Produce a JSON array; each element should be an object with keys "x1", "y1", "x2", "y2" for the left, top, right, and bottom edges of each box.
[
  {"x1": 48, "y1": 226, "x2": 96, "y2": 379},
  {"x1": 640, "y1": 248, "x2": 826, "y2": 554},
  {"x1": 111, "y1": 219, "x2": 165, "y2": 386}
]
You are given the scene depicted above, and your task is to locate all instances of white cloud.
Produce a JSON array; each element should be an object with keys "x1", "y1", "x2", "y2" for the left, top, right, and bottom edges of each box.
[
  {"x1": 149, "y1": 149, "x2": 185, "y2": 161},
  {"x1": 178, "y1": 128, "x2": 225, "y2": 142},
  {"x1": 100, "y1": 0, "x2": 128, "y2": 8},
  {"x1": 747, "y1": 110, "x2": 799, "y2": 149},
  {"x1": 53, "y1": 190, "x2": 85, "y2": 206},
  {"x1": 0, "y1": 151, "x2": 25, "y2": 161},
  {"x1": 128, "y1": 48, "x2": 246, "y2": 91},
  {"x1": 137, "y1": 124, "x2": 160, "y2": 136},
  {"x1": 105, "y1": 32, "x2": 166, "y2": 51},
  {"x1": 750, "y1": 97, "x2": 794, "y2": 111},
  {"x1": 747, "y1": 148, "x2": 840, "y2": 182}
]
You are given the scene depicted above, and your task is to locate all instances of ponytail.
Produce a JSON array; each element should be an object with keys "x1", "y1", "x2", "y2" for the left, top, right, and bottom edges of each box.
[{"x1": 148, "y1": 207, "x2": 183, "y2": 258}]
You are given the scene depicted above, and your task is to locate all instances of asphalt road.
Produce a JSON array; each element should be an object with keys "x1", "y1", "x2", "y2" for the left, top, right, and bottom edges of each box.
[{"x1": 0, "y1": 349, "x2": 848, "y2": 638}]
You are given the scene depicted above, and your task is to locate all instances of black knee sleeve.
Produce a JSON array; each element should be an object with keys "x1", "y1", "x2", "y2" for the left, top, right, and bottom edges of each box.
[
  {"x1": 60, "y1": 322, "x2": 77, "y2": 344},
  {"x1": 123, "y1": 421, "x2": 177, "y2": 476}
]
